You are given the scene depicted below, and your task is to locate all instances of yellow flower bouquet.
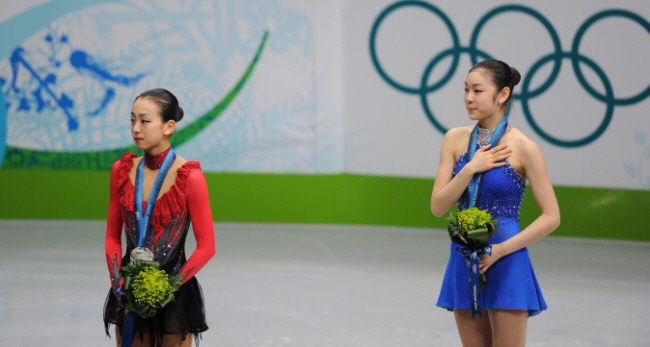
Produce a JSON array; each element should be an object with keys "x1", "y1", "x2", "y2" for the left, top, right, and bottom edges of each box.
[
  {"x1": 447, "y1": 207, "x2": 500, "y2": 290},
  {"x1": 448, "y1": 207, "x2": 499, "y2": 250},
  {"x1": 121, "y1": 260, "x2": 183, "y2": 318}
]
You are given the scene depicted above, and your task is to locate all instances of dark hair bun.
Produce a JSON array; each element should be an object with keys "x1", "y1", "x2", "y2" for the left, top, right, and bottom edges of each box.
[
  {"x1": 135, "y1": 88, "x2": 182, "y2": 123},
  {"x1": 511, "y1": 67, "x2": 521, "y2": 87},
  {"x1": 177, "y1": 107, "x2": 184, "y2": 122},
  {"x1": 470, "y1": 59, "x2": 520, "y2": 107}
]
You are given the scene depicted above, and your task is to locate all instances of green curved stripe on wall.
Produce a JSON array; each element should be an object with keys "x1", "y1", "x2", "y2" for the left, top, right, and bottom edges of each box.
[
  {"x1": 1, "y1": 31, "x2": 269, "y2": 170},
  {"x1": 171, "y1": 31, "x2": 269, "y2": 148}
]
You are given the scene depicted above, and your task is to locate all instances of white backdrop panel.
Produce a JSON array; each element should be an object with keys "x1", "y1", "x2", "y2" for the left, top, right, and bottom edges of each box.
[{"x1": 342, "y1": 0, "x2": 649, "y2": 190}]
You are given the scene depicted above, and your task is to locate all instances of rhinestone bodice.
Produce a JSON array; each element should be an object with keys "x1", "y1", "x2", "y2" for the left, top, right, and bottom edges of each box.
[{"x1": 453, "y1": 150, "x2": 525, "y2": 223}]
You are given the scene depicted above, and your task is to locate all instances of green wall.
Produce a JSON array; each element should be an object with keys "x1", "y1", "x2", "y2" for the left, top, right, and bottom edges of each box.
[{"x1": 1, "y1": 170, "x2": 648, "y2": 241}]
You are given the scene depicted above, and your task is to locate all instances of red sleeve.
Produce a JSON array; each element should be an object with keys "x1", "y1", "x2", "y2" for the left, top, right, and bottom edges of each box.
[
  {"x1": 179, "y1": 167, "x2": 216, "y2": 284},
  {"x1": 105, "y1": 160, "x2": 123, "y2": 290}
]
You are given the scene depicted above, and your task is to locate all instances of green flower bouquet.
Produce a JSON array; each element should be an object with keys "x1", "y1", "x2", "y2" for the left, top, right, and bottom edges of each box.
[
  {"x1": 447, "y1": 207, "x2": 500, "y2": 289},
  {"x1": 448, "y1": 207, "x2": 499, "y2": 250},
  {"x1": 121, "y1": 260, "x2": 183, "y2": 318}
]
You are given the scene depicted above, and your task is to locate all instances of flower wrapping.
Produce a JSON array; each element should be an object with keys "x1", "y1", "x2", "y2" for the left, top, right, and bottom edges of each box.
[
  {"x1": 120, "y1": 260, "x2": 183, "y2": 318},
  {"x1": 448, "y1": 207, "x2": 499, "y2": 249},
  {"x1": 448, "y1": 207, "x2": 499, "y2": 290}
]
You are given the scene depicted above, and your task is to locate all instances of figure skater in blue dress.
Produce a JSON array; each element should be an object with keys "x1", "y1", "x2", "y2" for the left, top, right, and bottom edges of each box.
[{"x1": 431, "y1": 59, "x2": 561, "y2": 347}]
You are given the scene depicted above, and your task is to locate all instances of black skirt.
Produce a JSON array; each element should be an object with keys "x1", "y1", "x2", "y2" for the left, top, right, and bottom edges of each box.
[{"x1": 103, "y1": 276, "x2": 208, "y2": 347}]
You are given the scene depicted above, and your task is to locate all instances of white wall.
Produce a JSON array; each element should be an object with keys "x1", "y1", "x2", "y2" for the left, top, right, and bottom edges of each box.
[
  {"x1": 1, "y1": 0, "x2": 648, "y2": 190},
  {"x1": 341, "y1": 0, "x2": 649, "y2": 189}
]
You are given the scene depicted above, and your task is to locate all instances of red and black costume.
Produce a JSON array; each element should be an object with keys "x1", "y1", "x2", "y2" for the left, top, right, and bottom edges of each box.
[{"x1": 103, "y1": 153, "x2": 215, "y2": 345}]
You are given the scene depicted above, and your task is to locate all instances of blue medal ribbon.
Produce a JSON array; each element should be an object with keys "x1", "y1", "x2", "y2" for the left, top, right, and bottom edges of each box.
[
  {"x1": 122, "y1": 147, "x2": 176, "y2": 347},
  {"x1": 134, "y1": 147, "x2": 176, "y2": 248},
  {"x1": 462, "y1": 116, "x2": 508, "y2": 318},
  {"x1": 466, "y1": 116, "x2": 508, "y2": 208}
]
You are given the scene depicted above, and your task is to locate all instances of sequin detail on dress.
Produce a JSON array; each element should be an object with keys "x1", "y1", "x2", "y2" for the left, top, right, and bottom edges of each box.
[
  {"x1": 454, "y1": 151, "x2": 525, "y2": 223},
  {"x1": 144, "y1": 146, "x2": 171, "y2": 170},
  {"x1": 477, "y1": 124, "x2": 513, "y2": 145}
]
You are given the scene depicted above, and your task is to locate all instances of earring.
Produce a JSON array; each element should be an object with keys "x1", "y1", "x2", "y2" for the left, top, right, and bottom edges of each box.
[{"x1": 497, "y1": 100, "x2": 503, "y2": 105}]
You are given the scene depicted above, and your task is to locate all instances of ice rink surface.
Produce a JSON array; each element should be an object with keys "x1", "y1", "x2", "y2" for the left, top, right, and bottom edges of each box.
[{"x1": 0, "y1": 220, "x2": 648, "y2": 346}]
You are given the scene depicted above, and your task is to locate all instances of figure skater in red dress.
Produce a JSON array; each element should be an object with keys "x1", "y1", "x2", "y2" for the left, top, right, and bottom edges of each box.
[{"x1": 104, "y1": 88, "x2": 216, "y2": 347}]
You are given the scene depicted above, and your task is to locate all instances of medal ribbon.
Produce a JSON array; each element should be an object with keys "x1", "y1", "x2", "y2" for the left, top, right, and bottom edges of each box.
[
  {"x1": 463, "y1": 116, "x2": 508, "y2": 318},
  {"x1": 134, "y1": 147, "x2": 176, "y2": 248},
  {"x1": 466, "y1": 116, "x2": 508, "y2": 208},
  {"x1": 123, "y1": 147, "x2": 176, "y2": 347}
]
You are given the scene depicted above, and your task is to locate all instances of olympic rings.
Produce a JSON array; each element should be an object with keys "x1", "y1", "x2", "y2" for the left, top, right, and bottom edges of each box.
[
  {"x1": 369, "y1": 0, "x2": 461, "y2": 94},
  {"x1": 521, "y1": 52, "x2": 614, "y2": 147},
  {"x1": 470, "y1": 5, "x2": 563, "y2": 99},
  {"x1": 419, "y1": 46, "x2": 491, "y2": 133},
  {"x1": 369, "y1": 2, "x2": 649, "y2": 147},
  {"x1": 571, "y1": 9, "x2": 650, "y2": 106}
]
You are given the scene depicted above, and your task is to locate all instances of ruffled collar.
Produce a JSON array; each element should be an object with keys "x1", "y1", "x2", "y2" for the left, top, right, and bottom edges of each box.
[{"x1": 116, "y1": 152, "x2": 201, "y2": 212}]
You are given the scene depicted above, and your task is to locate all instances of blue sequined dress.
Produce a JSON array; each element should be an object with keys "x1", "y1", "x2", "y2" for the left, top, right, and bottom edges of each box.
[{"x1": 436, "y1": 151, "x2": 547, "y2": 316}]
